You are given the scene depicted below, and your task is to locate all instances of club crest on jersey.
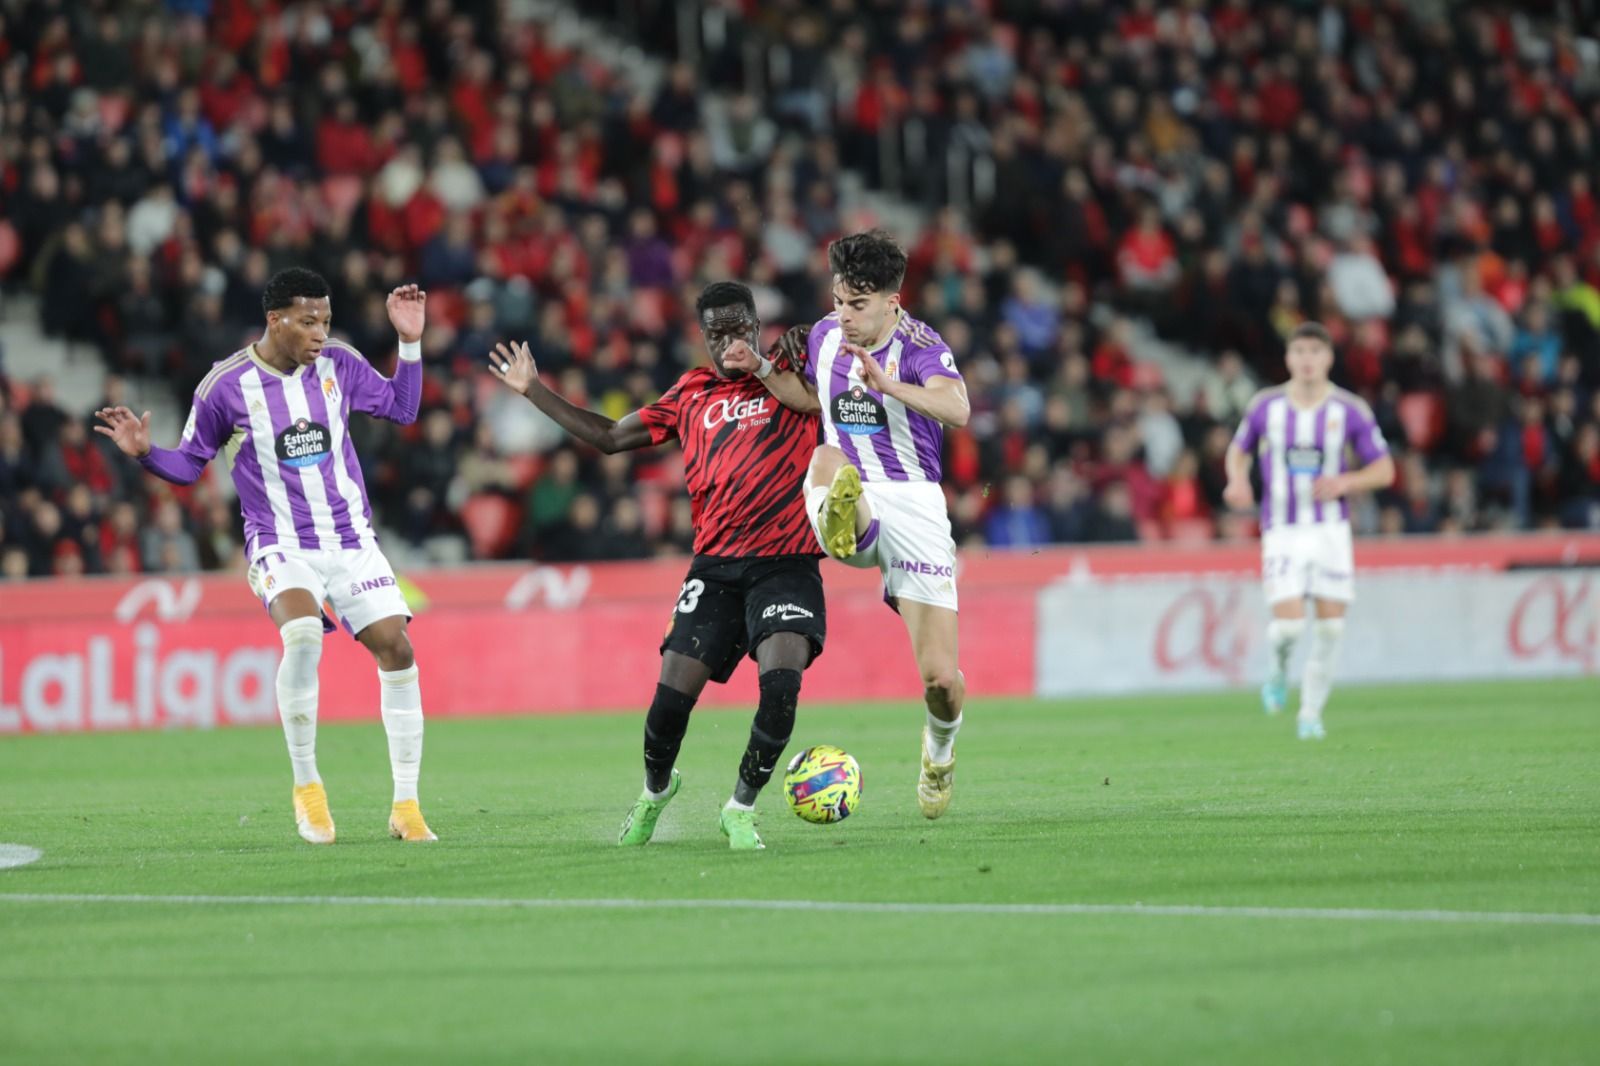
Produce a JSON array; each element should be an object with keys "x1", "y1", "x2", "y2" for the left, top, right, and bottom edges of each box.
[
  {"x1": 322, "y1": 376, "x2": 339, "y2": 402},
  {"x1": 276, "y1": 418, "x2": 332, "y2": 467},
  {"x1": 833, "y1": 385, "x2": 888, "y2": 435}
]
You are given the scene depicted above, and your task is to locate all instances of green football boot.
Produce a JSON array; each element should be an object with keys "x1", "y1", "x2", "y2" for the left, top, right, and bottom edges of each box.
[
  {"x1": 618, "y1": 769, "x2": 680, "y2": 846},
  {"x1": 819, "y1": 464, "x2": 863, "y2": 559},
  {"x1": 717, "y1": 805, "x2": 765, "y2": 851}
]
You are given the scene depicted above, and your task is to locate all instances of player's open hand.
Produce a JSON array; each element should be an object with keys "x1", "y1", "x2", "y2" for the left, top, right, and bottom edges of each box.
[
  {"x1": 94, "y1": 406, "x2": 153, "y2": 458},
  {"x1": 386, "y1": 284, "x2": 427, "y2": 343},
  {"x1": 1222, "y1": 479, "x2": 1255, "y2": 511},
  {"x1": 721, "y1": 339, "x2": 760, "y2": 375},
  {"x1": 767, "y1": 324, "x2": 809, "y2": 373},
  {"x1": 847, "y1": 343, "x2": 892, "y2": 392},
  {"x1": 1312, "y1": 473, "x2": 1353, "y2": 502},
  {"x1": 487, "y1": 340, "x2": 540, "y2": 396}
]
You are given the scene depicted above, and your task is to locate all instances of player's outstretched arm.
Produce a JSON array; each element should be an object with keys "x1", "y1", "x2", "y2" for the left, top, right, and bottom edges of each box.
[
  {"x1": 487, "y1": 341, "x2": 652, "y2": 454},
  {"x1": 722, "y1": 336, "x2": 821, "y2": 414},
  {"x1": 95, "y1": 406, "x2": 208, "y2": 485}
]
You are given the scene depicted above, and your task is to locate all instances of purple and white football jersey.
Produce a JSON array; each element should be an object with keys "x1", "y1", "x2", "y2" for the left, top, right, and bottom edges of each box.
[
  {"x1": 804, "y1": 312, "x2": 961, "y2": 484},
  {"x1": 1232, "y1": 386, "x2": 1390, "y2": 530},
  {"x1": 146, "y1": 342, "x2": 420, "y2": 558}
]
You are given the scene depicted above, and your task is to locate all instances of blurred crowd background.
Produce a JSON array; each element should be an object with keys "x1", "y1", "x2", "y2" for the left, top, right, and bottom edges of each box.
[{"x1": 2, "y1": 0, "x2": 1599, "y2": 580}]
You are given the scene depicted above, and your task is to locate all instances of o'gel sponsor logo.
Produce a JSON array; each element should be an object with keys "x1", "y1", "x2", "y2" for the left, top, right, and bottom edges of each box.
[
  {"x1": 833, "y1": 385, "x2": 887, "y2": 436},
  {"x1": 276, "y1": 419, "x2": 332, "y2": 467},
  {"x1": 703, "y1": 395, "x2": 772, "y2": 430}
]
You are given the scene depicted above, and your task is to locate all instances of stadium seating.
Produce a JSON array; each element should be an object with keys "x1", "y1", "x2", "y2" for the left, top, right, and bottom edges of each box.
[{"x1": 0, "y1": 1, "x2": 1597, "y2": 579}]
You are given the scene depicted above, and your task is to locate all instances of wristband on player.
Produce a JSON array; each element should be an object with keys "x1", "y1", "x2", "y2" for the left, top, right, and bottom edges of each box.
[
  {"x1": 398, "y1": 339, "x2": 422, "y2": 362},
  {"x1": 754, "y1": 355, "x2": 775, "y2": 380}
]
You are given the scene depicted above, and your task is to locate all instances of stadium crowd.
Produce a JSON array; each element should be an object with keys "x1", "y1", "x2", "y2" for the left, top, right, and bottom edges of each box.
[{"x1": 2, "y1": 0, "x2": 1599, "y2": 580}]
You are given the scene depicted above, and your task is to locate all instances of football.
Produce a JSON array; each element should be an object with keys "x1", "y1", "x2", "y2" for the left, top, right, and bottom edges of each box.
[{"x1": 783, "y1": 745, "x2": 863, "y2": 824}]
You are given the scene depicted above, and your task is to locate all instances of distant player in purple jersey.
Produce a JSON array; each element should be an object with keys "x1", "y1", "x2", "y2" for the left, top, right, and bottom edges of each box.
[
  {"x1": 95, "y1": 268, "x2": 438, "y2": 844},
  {"x1": 1224, "y1": 322, "x2": 1396, "y2": 739},
  {"x1": 727, "y1": 231, "x2": 971, "y2": 819}
]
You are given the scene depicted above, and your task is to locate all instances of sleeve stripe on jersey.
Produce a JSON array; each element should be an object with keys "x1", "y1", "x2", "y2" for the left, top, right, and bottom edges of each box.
[
  {"x1": 1332, "y1": 386, "x2": 1378, "y2": 423},
  {"x1": 1245, "y1": 385, "x2": 1287, "y2": 417},
  {"x1": 196, "y1": 350, "x2": 251, "y2": 401},
  {"x1": 323, "y1": 339, "x2": 366, "y2": 362}
]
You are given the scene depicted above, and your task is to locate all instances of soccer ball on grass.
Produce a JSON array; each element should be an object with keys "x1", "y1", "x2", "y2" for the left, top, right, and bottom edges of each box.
[{"x1": 783, "y1": 745, "x2": 862, "y2": 824}]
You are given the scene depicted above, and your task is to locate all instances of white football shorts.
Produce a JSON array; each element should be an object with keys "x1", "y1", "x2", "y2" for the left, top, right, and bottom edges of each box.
[
  {"x1": 1261, "y1": 521, "x2": 1355, "y2": 605},
  {"x1": 247, "y1": 544, "x2": 411, "y2": 636},
  {"x1": 810, "y1": 479, "x2": 958, "y2": 612}
]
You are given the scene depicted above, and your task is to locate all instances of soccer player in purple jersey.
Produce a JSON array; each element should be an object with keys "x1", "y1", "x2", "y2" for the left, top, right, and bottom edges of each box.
[
  {"x1": 94, "y1": 268, "x2": 438, "y2": 843},
  {"x1": 1224, "y1": 322, "x2": 1396, "y2": 739},
  {"x1": 727, "y1": 231, "x2": 971, "y2": 818}
]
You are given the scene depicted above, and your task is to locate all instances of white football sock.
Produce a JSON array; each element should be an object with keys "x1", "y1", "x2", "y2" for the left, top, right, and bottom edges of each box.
[
  {"x1": 379, "y1": 664, "x2": 424, "y2": 804},
  {"x1": 807, "y1": 483, "x2": 829, "y2": 516},
  {"x1": 1266, "y1": 617, "x2": 1305, "y2": 680},
  {"x1": 276, "y1": 617, "x2": 324, "y2": 787},
  {"x1": 1300, "y1": 618, "x2": 1345, "y2": 723},
  {"x1": 724, "y1": 796, "x2": 755, "y2": 812},
  {"x1": 924, "y1": 712, "x2": 962, "y2": 763}
]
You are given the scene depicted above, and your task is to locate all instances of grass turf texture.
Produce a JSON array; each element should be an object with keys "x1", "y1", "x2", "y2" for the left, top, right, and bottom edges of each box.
[{"x1": 1, "y1": 679, "x2": 1596, "y2": 1065}]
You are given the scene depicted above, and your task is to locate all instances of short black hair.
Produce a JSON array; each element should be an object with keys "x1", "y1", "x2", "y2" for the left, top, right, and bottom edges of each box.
[
  {"x1": 695, "y1": 281, "x2": 756, "y2": 319},
  {"x1": 828, "y1": 230, "x2": 907, "y2": 295},
  {"x1": 262, "y1": 268, "x2": 330, "y2": 315},
  {"x1": 1290, "y1": 321, "x2": 1334, "y2": 348}
]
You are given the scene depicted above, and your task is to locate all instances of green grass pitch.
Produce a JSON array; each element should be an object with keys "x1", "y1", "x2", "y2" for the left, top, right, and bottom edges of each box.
[{"x1": 2, "y1": 679, "x2": 1597, "y2": 1064}]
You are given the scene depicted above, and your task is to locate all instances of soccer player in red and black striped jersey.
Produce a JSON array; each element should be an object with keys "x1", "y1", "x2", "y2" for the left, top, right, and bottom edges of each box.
[{"x1": 486, "y1": 282, "x2": 823, "y2": 850}]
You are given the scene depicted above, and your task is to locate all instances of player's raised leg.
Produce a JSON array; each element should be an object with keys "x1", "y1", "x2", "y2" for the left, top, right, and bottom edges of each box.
[
  {"x1": 1298, "y1": 599, "x2": 1346, "y2": 740},
  {"x1": 262, "y1": 582, "x2": 336, "y2": 845},
  {"x1": 899, "y1": 599, "x2": 964, "y2": 819},
  {"x1": 806, "y1": 445, "x2": 877, "y2": 561},
  {"x1": 619, "y1": 652, "x2": 711, "y2": 845},
  {"x1": 355, "y1": 615, "x2": 436, "y2": 841}
]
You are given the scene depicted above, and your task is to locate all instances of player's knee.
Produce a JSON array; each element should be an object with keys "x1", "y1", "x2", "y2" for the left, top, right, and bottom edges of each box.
[
  {"x1": 758, "y1": 667, "x2": 802, "y2": 714},
  {"x1": 809, "y1": 445, "x2": 846, "y2": 486},
  {"x1": 279, "y1": 616, "x2": 324, "y2": 662},
  {"x1": 922, "y1": 668, "x2": 961, "y2": 701},
  {"x1": 368, "y1": 628, "x2": 414, "y2": 671}
]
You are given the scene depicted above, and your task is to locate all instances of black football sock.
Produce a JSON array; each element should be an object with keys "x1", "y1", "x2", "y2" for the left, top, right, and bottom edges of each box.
[
  {"x1": 732, "y1": 669, "x2": 801, "y2": 806},
  {"x1": 643, "y1": 684, "x2": 697, "y2": 795}
]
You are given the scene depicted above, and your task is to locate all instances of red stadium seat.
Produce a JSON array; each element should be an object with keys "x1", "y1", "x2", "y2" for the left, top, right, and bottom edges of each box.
[
  {"x1": 1397, "y1": 393, "x2": 1444, "y2": 452},
  {"x1": 461, "y1": 493, "x2": 519, "y2": 558}
]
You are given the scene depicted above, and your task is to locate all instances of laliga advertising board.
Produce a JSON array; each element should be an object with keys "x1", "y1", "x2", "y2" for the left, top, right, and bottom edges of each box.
[
  {"x1": 0, "y1": 538, "x2": 1594, "y2": 732},
  {"x1": 0, "y1": 554, "x2": 1036, "y2": 733}
]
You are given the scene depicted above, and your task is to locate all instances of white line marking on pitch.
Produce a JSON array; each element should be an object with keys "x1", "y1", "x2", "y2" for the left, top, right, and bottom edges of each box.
[
  {"x1": 0, "y1": 893, "x2": 1595, "y2": 927},
  {"x1": 0, "y1": 845, "x2": 42, "y2": 870}
]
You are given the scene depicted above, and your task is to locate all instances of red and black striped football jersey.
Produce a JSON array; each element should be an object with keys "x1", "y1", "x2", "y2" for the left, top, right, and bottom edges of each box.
[{"x1": 637, "y1": 367, "x2": 821, "y2": 557}]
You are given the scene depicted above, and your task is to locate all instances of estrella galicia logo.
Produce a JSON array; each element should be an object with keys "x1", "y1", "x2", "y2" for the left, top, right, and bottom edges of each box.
[
  {"x1": 1285, "y1": 445, "x2": 1323, "y2": 474},
  {"x1": 276, "y1": 418, "x2": 332, "y2": 467},
  {"x1": 833, "y1": 385, "x2": 887, "y2": 436}
]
